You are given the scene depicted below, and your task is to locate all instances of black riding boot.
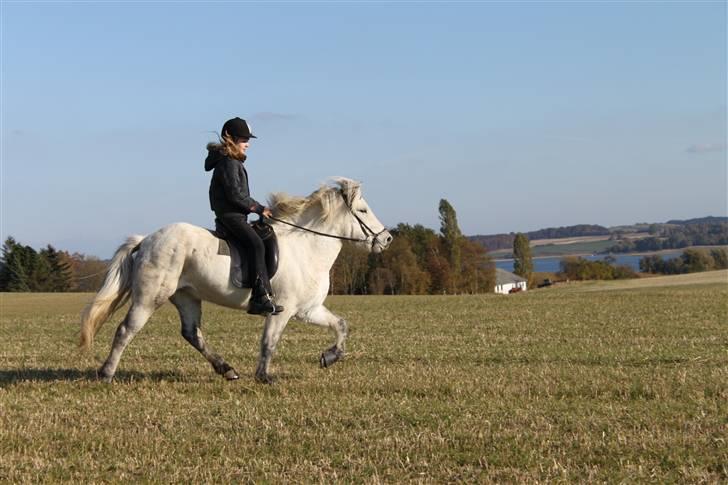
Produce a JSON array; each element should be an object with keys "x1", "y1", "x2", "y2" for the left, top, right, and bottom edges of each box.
[{"x1": 248, "y1": 277, "x2": 284, "y2": 316}]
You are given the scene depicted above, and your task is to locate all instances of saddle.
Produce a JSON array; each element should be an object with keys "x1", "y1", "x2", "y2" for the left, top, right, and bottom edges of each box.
[{"x1": 209, "y1": 219, "x2": 279, "y2": 289}]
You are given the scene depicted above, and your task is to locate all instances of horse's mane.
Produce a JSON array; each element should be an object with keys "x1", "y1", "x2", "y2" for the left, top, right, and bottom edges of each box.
[{"x1": 268, "y1": 177, "x2": 361, "y2": 222}]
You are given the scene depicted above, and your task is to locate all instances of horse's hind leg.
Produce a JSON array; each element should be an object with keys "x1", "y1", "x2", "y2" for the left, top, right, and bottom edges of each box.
[
  {"x1": 170, "y1": 290, "x2": 239, "y2": 381},
  {"x1": 98, "y1": 303, "x2": 154, "y2": 382}
]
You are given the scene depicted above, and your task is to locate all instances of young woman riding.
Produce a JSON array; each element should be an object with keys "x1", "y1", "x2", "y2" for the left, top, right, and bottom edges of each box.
[{"x1": 204, "y1": 117, "x2": 283, "y2": 316}]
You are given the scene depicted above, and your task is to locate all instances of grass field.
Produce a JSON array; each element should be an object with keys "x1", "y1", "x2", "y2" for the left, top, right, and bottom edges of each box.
[{"x1": 1, "y1": 273, "x2": 727, "y2": 482}]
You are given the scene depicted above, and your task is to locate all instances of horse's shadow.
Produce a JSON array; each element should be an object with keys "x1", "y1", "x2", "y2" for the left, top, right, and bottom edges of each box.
[{"x1": 0, "y1": 368, "x2": 185, "y2": 385}]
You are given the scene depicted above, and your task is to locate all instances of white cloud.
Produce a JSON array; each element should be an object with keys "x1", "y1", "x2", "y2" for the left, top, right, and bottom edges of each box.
[
  {"x1": 686, "y1": 143, "x2": 726, "y2": 154},
  {"x1": 252, "y1": 112, "x2": 299, "y2": 122}
]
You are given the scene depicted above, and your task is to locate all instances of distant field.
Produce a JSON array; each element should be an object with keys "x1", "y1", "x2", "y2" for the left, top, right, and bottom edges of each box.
[
  {"x1": 559, "y1": 269, "x2": 728, "y2": 292},
  {"x1": 1, "y1": 275, "x2": 726, "y2": 482},
  {"x1": 490, "y1": 238, "x2": 615, "y2": 258},
  {"x1": 529, "y1": 239, "x2": 616, "y2": 257},
  {"x1": 529, "y1": 235, "x2": 610, "y2": 246}
]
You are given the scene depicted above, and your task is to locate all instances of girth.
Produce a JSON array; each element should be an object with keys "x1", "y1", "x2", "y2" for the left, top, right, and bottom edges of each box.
[{"x1": 209, "y1": 219, "x2": 279, "y2": 289}]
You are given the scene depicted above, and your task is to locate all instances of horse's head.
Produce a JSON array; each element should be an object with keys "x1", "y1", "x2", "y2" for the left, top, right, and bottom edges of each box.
[
  {"x1": 334, "y1": 178, "x2": 393, "y2": 253},
  {"x1": 269, "y1": 178, "x2": 393, "y2": 253}
]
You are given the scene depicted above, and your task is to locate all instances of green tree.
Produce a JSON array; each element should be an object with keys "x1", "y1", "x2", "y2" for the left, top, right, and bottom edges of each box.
[
  {"x1": 681, "y1": 249, "x2": 712, "y2": 272},
  {"x1": 393, "y1": 223, "x2": 438, "y2": 268},
  {"x1": 0, "y1": 237, "x2": 31, "y2": 291},
  {"x1": 40, "y1": 245, "x2": 73, "y2": 292},
  {"x1": 438, "y1": 199, "x2": 463, "y2": 293},
  {"x1": 513, "y1": 233, "x2": 533, "y2": 287},
  {"x1": 710, "y1": 248, "x2": 728, "y2": 269}
]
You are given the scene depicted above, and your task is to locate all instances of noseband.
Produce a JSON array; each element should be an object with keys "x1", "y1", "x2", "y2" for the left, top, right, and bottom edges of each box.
[{"x1": 268, "y1": 191, "x2": 387, "y2": 248}]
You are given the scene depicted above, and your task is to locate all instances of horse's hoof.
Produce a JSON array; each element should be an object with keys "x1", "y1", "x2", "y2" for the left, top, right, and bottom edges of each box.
[
  {"x1": 97, "y1": 370, "x2": 113, "y2": 383},
  {"x1": 255, "y1": 373, "x2": 275, "y2": 385},
  {"x1": 223, "y1": 369, "x2": 239, "y2": 381},
  {"x1": 320, "y1": 348, "x2": 343, "y2": 368}
]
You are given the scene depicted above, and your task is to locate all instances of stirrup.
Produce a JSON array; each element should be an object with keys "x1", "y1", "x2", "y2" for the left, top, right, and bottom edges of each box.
[
  {"x1": 247, "y1": 300, "x2": 284, "y2": 316},
  {"x1": 247, "y1": 294, "x2": 284, "y2": 316}
]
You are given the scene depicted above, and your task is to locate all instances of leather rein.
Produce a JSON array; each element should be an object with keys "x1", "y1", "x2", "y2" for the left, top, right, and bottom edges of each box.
[{"x1": 267, "y1": 194, "x2": 387, "y2": 248}]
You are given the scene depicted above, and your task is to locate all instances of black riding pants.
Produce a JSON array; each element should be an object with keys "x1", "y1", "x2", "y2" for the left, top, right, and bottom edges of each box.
[{"x1": 218, "y1": 213, "x2": 271, "y2": 291}]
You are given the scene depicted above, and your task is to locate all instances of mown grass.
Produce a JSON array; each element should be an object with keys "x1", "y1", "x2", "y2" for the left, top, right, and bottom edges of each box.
[{"x1": 1, "y1": 275, "x2": 726, "y2": 483}]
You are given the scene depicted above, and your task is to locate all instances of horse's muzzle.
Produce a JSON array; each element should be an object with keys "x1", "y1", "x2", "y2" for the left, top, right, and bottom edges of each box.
[{"x1": 372, "y1": 230, "x2": 393, "y2": 252}]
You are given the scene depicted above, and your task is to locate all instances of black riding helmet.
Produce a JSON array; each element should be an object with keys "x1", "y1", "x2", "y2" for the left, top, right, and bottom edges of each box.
[{"x1": 222, "y1": 117, "x2": 257, "y2": 139}]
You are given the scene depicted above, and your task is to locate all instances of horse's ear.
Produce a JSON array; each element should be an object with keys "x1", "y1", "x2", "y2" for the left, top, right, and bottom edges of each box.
[
  {"x1": 330, "y1": 177, "x2": 361, "y2": 206},
  {"x1": 345, "y1": 181, "x2": 362, "y2": 205}
]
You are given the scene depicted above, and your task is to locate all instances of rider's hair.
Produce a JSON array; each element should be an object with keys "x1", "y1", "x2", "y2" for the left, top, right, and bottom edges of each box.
[{"x1": 206, "y1": 132, "x2": 246, "y2": 161}]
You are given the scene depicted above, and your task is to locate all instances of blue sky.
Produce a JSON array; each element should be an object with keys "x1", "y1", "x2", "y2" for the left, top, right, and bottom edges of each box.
[{"x1": 2, "y1": 2, "x2": 726, "y2": 258}]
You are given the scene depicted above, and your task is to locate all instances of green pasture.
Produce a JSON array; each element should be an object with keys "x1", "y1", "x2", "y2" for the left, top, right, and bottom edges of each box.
[
  {"x1": 529, "y1": 239, "x2": 616, "y2": 257},
  {"x1": 1, "y1": 272, "x2": 727, "y2": 482}
]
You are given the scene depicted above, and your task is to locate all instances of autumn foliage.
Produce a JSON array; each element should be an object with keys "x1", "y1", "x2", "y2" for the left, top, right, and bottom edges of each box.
[{"x1": 331, "y1": 199, "x2": 495, "y2": 295}]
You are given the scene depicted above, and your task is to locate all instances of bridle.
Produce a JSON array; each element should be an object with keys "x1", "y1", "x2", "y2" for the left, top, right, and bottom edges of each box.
[{"x1": 267, "y1": 191, "x2": 388, "y2": 249}]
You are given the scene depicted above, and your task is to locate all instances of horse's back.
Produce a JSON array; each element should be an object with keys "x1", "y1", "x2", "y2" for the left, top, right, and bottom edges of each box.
[
  {"x1": 134, "y1": 222, "x2": 219, "y2": 279},
  {"x1": 136, "y1": 222, "x2": 248, "y2": 307},
  {"x1": 141, "y1": 222, "x2": 217, "y2": 252}
]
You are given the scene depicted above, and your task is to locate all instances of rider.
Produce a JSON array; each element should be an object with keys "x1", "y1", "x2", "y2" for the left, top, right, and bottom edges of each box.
[{"x1": 204, "y1": 117, "x2": 283, "y2": 316}]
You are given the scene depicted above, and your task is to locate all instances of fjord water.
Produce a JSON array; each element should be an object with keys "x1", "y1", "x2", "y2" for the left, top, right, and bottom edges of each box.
[{"x1": 495, "y1": 251, "x2": 684, "y2": 273}]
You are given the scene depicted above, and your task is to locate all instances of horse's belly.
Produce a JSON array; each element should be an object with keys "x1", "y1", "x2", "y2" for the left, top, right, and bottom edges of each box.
[{"x1": 179, "y1": 254, "x2": 251, "y2": 310}]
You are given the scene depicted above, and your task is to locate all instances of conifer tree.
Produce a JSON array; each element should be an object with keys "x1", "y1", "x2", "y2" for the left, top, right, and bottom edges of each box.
[
  {"x1": 513, "y1": 233, "x2": 533, "y2": 287},
  {"x1": 41, "y1": 245, "x2": 73, "y2": 292},
  {"x1": 0, "y1": 237, "x2": 31, "y2": 291}
]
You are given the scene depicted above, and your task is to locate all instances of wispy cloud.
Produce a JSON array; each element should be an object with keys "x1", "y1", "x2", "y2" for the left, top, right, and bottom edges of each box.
[
  {"x1": 252, "y1": 112, "x2": 299, "y2": 122},
  {"x1": 686, "y1": 143, "x2": 726, "y2": 154}
]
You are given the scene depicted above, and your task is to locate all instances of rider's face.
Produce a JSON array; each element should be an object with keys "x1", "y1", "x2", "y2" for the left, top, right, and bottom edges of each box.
[{"x1": 235, "y1": 137, "x2": 250, "y2": 155}]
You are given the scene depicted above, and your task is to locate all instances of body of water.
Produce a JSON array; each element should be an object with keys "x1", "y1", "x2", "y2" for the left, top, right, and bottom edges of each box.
[{"x1": 495, "y1": 251, "x2": 684, "y2": 273}]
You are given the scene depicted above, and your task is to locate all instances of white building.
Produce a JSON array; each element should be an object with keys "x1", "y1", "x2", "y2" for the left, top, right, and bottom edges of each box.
[{"x1": 495, "y1": 268, "x2": 528, "y2": 294}]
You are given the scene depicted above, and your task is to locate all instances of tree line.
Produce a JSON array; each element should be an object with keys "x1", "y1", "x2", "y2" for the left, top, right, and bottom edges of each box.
[
  {"x1": 0, "y1": 237, "x2": 109, "y2": 292},
  {"x1": 606, "y1": 222, "x2": 728, "y2": 253},
  {"x1": 639, "y1": 248, "x2": 728, "y2": 275},
  {"x1": 330, "y1": 199, "x2": 496, "y2": 294},
  {"x1": 470, "y1": 224, "x2": 610, "y2": 251},
  {"x1": 559, "y1": 257, "x2": 638, "y2": 281}
]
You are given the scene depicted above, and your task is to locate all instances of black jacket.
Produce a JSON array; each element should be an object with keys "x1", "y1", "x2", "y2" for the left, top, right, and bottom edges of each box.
[{"x1": 205, "y1": 149, "x2": 264, "y2": 216}]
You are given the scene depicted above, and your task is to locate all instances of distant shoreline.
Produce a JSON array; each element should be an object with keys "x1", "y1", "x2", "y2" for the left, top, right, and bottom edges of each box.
[{"x1": 492, "y1": 245, "x2": 727, "y2": 262}]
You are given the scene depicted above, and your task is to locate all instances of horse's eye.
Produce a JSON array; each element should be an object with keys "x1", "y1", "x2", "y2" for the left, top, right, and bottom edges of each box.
[{"x1": 358, "y1": 208, "x2": 368, "y2": 214}]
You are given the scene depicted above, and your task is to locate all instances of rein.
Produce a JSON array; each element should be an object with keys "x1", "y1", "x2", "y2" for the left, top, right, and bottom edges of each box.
[
  {"x1": 267, "y1": 192, "x2": 388, "y2": 247},
  {"x1": 267, "y1": 216, "x2": 369, "y2": 243}
]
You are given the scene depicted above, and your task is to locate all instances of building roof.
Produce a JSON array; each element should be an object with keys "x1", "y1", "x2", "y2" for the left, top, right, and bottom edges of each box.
[{"x1": 495, "y1": 268, "x2": 527, "y2": 285}]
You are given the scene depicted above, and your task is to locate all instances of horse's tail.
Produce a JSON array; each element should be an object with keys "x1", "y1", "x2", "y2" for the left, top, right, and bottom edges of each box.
[{"x1": 79, "y1": 235, "x2": 145, "y2": 350}]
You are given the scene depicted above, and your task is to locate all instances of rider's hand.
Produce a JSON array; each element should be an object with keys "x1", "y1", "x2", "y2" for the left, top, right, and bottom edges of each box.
[{"x1": 262, "y1": 207, "x2": 273, "y2": 219}]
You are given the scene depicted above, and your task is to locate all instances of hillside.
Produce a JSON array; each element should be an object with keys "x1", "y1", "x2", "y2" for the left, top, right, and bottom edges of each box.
[
  {"x1": 469, "y1": 224, "x2": 610, "y2": 251},
  {"x1": 561, "y1": 269, "x2": 728, "y2": 292},
  {"x1": 470, "y1": 216, "x2": 728, "y2": 254}
]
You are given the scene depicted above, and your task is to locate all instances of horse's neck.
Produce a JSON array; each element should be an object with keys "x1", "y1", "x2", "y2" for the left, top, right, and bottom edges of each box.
[{"x1": 278, "y1": 215, "x2": 344, "y2": 275}]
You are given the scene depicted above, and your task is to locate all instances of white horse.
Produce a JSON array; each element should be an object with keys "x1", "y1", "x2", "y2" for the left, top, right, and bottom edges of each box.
[{"x1": 80, "y1": 178, "x2": 392, "y2": 383}]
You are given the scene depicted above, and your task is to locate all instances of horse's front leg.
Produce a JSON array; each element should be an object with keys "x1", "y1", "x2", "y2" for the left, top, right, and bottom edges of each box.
[
  {"x1": 300, "y1": 305, "x2": 348, "y2": 368},
  {"x1": 255, "y1": 311, "x2": 292, "y2": 384}
]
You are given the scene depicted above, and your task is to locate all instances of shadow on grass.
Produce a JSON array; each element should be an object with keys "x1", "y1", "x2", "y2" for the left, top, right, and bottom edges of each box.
[{"x1": 0, "y1": 368, "x2": 187, "y2": 386}]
